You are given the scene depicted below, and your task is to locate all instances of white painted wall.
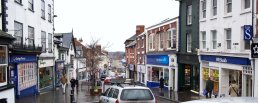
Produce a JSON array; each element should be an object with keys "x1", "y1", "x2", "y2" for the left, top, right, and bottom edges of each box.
[
  {"x1": 0, "y1": 88, "x2": 15, "y2": 103},
  {"x1": 199, "y1": 0, "x2": 251, "y2": 54},
  {"x1": 6, "y1": 0, "x2": 54, "y2": 57}
]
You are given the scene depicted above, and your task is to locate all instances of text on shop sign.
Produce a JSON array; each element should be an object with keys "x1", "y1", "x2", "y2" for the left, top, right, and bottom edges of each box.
[{"x1": 215, "y1": 57, "x2": 227, "y2": 63}]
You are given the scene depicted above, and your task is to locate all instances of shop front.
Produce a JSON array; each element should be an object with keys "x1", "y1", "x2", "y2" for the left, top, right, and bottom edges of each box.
[
  {"x1": 128, "y1": 64, "x2": 135, "y2": 79},
  {"x1": 55, "y1": 60, "x2": 64, "y2": 87},
  {"x1": 137, "y1": 65, "x2": 146, "y2": 84},
  {"x1": 38, "y1": 58, "x2": 54, "y2": 90},
  {"x1": 9, "y1": 54, "x2": 38, "y2": 98},
  {"x1": 146, "y1": 54, "x2": 176, "y2": 90},
  {"x1": 200, "y1": 55, "x2": 251, "y2": 97},
  {"x1": 177, "y1": 53, "x2": 199, "y2": 93}
]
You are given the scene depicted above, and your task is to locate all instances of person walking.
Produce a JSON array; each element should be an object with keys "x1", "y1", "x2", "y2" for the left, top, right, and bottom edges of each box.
[
  {"x1": 159, "y1": 76, "x2": 164, "y2": 92},
  {"x1": 60, "y1": 75, "x2": 67, "y2": 94},
  {"x1": 75, "y1": 78, "x2": 79, "y2": 91},
  {"x1": 70, "y1": 77, "x2": 76, "y2": 91},
  {"x1": 205, "y1": 77, "x2": 214, "y2": 98},
  {"x1": 229, "y1": 80, "x2": 239, "y2": 97}
]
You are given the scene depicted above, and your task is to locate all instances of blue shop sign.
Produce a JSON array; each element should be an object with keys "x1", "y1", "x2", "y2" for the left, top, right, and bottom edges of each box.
[
  {"x1": 147, "y1": 55, "x2": 169, "y2": 66},
  {"x1": 201, "y1": 55, "x2": 250, "y2": 65},
  {"x1": 244, "y1": 25, "x2": 253, "y2": 41},
  {"x1": 10, "y1": 55, "x2": 37, "y2": 63}
]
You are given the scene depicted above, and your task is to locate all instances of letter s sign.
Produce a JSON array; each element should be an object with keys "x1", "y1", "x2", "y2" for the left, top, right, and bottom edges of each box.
[{"x1": 244, "y1": 25, "x2": 253, "y2": 41}]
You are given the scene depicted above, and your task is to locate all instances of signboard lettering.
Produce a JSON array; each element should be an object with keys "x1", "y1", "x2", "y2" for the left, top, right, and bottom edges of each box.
[{"x1": 244, "y1": 25, "x2": 253, "y2": 41}]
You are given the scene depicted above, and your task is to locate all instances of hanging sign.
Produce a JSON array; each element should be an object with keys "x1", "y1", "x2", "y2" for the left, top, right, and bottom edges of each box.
[{"x1": 244, "y1": 25, "x2": 253, "y2": 41}]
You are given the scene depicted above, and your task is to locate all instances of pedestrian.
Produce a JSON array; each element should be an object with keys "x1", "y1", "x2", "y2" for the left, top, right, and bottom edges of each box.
[
  {"x1": 205, "y1": 77, "x2": 214, "y2": 98},
  {"x1": 60, "y1": 75, "x2": 67, "y2": 94},
  {"x1": 70, "y1": 77, "x2": 76, "y2": 91},
  {"x1": 229, "y1": 80, "x2": 239, "y2": 97},
  {"x1": 75, "y1": 78, "x2": 79, "y2": 90},
  {"x1": 159, "y1": 76, "x2": 164, "y2": 92}
]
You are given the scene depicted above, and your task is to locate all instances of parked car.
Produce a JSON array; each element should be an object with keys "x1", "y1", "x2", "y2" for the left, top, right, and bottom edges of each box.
[{"x1": 100, "y1": 84, "x2": 156, "y2": 103}]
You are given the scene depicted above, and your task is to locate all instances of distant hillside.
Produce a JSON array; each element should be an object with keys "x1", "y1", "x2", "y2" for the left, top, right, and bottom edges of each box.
[{"x1": 108, "y1": 51, "x2": 125, "y2": 60}]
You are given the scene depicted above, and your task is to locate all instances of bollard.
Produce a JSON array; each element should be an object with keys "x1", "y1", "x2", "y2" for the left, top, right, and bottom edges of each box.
[{"x1": 70, "y1": 94, "x2": 74, "y2": 103}]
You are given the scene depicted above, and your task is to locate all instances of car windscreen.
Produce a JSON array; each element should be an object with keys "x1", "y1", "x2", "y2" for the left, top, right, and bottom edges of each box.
[{"x1": 120, "y1": 89, "x2": 154, "y2": 101}]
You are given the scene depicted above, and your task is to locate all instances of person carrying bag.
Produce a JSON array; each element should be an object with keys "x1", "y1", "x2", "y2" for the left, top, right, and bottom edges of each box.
[{"x1": 229, "y1": 80, "x2": 240, "y2": 97}]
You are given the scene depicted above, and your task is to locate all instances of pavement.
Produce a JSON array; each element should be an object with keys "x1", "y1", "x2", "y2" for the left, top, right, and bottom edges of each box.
[
  {"x1": 16, "y1": 80, "x2": 99, "y2": 103},
  {"x1": 151, "y1": 87, "x2": 206, "y2": 102}
]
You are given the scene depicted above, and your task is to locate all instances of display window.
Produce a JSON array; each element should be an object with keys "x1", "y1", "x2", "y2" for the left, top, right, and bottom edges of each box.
[
  {"x1": 210, "y1": 69, "x2": 219, "y2": 94},
  {"x1": 202, "y1": 67, "x2": 209, "y2": 80},
  {"x1": 152, "y1": 68, "x2": 159, "y2": 82},
  {"x1": 18, "y1": 63, "x2": 37, "y2": 91},
  {"x1": 147, "y1": 67, "x2": 152, "y2": 81},
  {"x1": 39, "y1": 67, "x2": 53, "y2": 88},
  {"x1": 0, "y1": 46, "x2": 7, "y2": 85}
]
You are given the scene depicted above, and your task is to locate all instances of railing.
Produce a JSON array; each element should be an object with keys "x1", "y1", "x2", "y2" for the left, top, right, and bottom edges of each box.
[{"x1": 11, "y1": 42, "x2": 42, "y2": 52}]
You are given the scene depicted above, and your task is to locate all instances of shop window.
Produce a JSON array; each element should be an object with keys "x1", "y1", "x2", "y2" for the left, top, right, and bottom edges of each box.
[
  {"x1": 164, "y1": 69, "x2": 169, "y2": 86},
  {"x1": 151, "y1": 68, "x2": 160, "y2": 82},
  {"x1": 210, "y1": 69, "x2": 219, "y2": 95},
  {"x1": 0, "y1": 46, "x2": 7, "y2": 84},
  {"x1": 18, "y1": 63, "x2": 37, "y2": 90}
]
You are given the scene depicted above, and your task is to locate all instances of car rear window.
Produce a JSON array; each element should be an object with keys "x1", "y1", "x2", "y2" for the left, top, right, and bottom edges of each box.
[{"x1": 120, "y1": 89, "x2": 154, "y2": 101}]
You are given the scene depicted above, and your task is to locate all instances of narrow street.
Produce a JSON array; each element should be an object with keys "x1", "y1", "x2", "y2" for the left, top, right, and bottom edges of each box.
[{"x1": 16, "y1": 80, "x2": 175, "y2": 103}]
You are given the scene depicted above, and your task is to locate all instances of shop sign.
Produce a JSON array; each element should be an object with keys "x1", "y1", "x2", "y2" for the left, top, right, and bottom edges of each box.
[
  {"x1": 244, "y1": 25, "x2": 253, "y2": 41},
  {"x1": 251, "y1": 43, "x2": 258, "y2": 58},
  {"x1": 201, "y1": 55, "x2": 250, "y2": 65},
  {"x1": 10, "y1": 55, "x2": 36, "y2": 63},
  {"x1": 169, "y1": 55, "x2": 177, "y2": 67},
  {"x1": 147, "y1": 55, "x2": 169, "y2": 66}
]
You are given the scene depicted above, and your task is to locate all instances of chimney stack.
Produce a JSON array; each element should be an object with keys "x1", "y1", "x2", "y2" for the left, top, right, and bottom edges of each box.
[{"x1": 136, "y1": 25, "x2": 145, "y2": 36}]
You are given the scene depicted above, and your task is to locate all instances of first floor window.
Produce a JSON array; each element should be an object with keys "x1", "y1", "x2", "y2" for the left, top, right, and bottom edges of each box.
[
  {"x1": 211, "y1": 30, "x2": 217, "y2": 49},
  {"x1": 160, "y1": 33, "x2": 164, "y2": 49},
  {"x1": 149, "y1": 35, "x2": 153, "y2": 50},
  {"x1": 28, "y1": 26, "x2": 34, "y2": 46},
  {"x1": 167, "y1": 30, "x2": 172, "y2": 48},
  {"x1": 0, "y1": 66, "x2": 7, "y2": 83},
  {"x1": 244, "y1": 0, "x2": 250, "y2": 9},
  {"x1": 41, "y1": 31, "x2": 46, "y2": 52},
  {"x1": 48, "y1": 33, "x2": 52, "y2": 52},
  {"x1": 244, "y1": 41, "x2": 250, "y2": 50},
  {"x1": 187, "y1": 33, "x2": 192, "y2": 52},
  {"x1": 225, "y1": 29, "x2": 232, "y2": 49},
  {"x1": 14, "y1": 21, "x2": 23, "y2": 45},
  {"x1": 201, "y1": 31, "x2": 206, "y2": 49}
]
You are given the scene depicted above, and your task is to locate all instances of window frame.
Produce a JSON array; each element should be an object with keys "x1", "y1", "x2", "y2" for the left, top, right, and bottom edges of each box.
[
  {"x1": 187, "y1": 5, "x2": 192, "y2": 25},
  {"x1": 0, "y1": 45, "x2": 8, "y2": 86},
  {"x1": 48, "y1": 33, "x2": 52, "y2": 53},
  {"x1": 41, "y1": 0, "x2": 45, "y2": 19},
  {"x1": 187, "y1": 33, "x2": 192, "y2": 52},
  {"x1": 243, "y1": 0, "x2": 251, "y2": 9},
  {"x1": 159, "y1": 32, "x2": 164, "y2": 49},
  {"x1": 141, "y1": 37, "x2": 145, "y2": 48},
  {"x1": 41, "y1": 31, "x2": 46, "y2": 52},
  {"x1": 48, "y1": 4, "x2": 51, "y2": 22},
  {"x1": 14, "y1": 21, "x2": 23, "y2": 46},
  {"x1": 226, "y1": 0, "x2": 232, "y2": 13},
  {"x1": 167, "y1": 30, "x2": 172, "y2": 49},
  {"x1": 201, "y1": 0, "x2": 206, "y2": 18},
  {"x1": 225, "y1": 28, "x2": 232, "y2": 49},
  {"x1": 211, "y1": 30, "x2": 217, "y2": 49},
  {"x1": 201, "y1": 31, "x2": 206, "y2": 49},
  {"x1": 28, "y1": 0, "x2": 34, "y2": 11},
  {"x1": 28, "y1": 26, "x2": 34, "y2": 47},
  {"x1": 149, "y1": 34, "x2": 153, "y2": 50},
  {"x1": 212, "y1": 0, "x2": 217, "y2": 16}
]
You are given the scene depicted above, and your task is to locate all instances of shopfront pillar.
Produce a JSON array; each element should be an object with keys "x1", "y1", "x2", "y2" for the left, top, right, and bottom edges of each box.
[{"x1": 254, "y1": 59, "x2": 258, "y2": 97}]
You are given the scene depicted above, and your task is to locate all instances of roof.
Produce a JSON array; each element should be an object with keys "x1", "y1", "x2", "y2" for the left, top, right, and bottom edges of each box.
[
  {"x1": 146, "y1": 16, "x2": 179, "y2": 29},
  {"x1": 124, "y1": 35, "x2": 136, "y2": 44},
  {"x1": 125, "y1": 40, "x2": 136, "y2": 47},
  {"x1": 54, "y1": 32, "x2": 73, "y2": 48},
  {"x1": 0, "y1": 30, "x2": 15, "y2": 40}
]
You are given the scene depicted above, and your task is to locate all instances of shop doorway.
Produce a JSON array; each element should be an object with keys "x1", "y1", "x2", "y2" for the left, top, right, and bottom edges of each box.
[
  {"x1": 229, "y1": 70, "x2": 242, "y2": 96},
  {"x1": 191, "y1": 66, "x2": 199, "y2": 92},
  {"x1": 244, "y1": 75, "x2": 252, "y2": 96},
  {"x1": 184, "y1": 65, "x2": 191, "y2": 90}
]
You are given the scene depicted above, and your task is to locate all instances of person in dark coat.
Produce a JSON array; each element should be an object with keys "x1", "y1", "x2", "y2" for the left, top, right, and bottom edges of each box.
[
  {"x1": 70, "y1": 77, "x2": 76, "y2": 90},
  {"x1": 159, "y1": 77, "x2": 164, "y2": 92},
  {"x1": 205, "y1": 77, "x2": 214, "y2": 98}
]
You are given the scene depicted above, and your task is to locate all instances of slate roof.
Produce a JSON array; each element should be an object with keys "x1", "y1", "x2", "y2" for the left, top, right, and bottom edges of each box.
[
  {"x1": 0, "y1": 30, "x2": 15, "y2": 39},
  {"x1": 125, "y1": 40, "x2": 136, "y2": 47},
  {"x1": 54, "y1": 32, "x2": 73, "y2": 49}
]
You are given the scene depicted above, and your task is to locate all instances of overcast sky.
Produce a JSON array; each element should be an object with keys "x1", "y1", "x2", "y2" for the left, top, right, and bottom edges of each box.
[{"x1": 54, "y1": 0, "x2": 179, "y2": 52}]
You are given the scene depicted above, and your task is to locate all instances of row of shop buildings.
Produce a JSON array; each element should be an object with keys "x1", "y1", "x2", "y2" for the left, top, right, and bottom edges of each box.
[
  {"x1": 0, "y1": 0, "x2": 90, "y2": 102},
  {"x1": 125, "y1": 0, "x2": 258, "y2": 97}
]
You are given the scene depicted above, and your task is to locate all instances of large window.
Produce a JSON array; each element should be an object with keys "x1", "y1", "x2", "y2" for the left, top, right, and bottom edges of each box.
[
  {"x1": 201, "y1": 31, "x2": 206, "y2": 49},
  {"x1": 187, "y1": 5, "x2": 192, "y2": 25},
  {"x1": 48, "y1": 33, "x2": 52, "y2": 52},
  {"x1": 211, "y1": 30, "x2": 217, "y2": 49},
  {"x1": 18, "y1": 63, "x2": 37, "y2": 91},
  {"x1": 28, "y1": 0, "x2": 33, "y2": 11},
  {"x1": 28, "y1": 26, "x2": 34, "y2": 46},
  {"x1": 0, "y1": 46, "x2": 7, "y2": 85},
  {"x1": 212, "y1": 0, "x2": 217, "y2": 16},
  {"x1": 226, "y1": 0, "x2": 232, "y2": 13},
  {"x1": 172, "y1": 29, "x2": 177, "y2": 48},
  {"x1": 167, "y1": 30, "x2": 172, "y2": 48},
  {"x1": 187, "y1": 33, "x2": 192, "y2": 52},
  {"x1": 14, "y1": 21, "x2": 23, "y2": 45},
  {"x1": 201, "y1": 0, "x2": 206, "y2": 18},
  {"x1": 48, "y1": 4, "x2": 51, "y2": 22},
  {"x1": 41, "y1": 31, "x2": 46, "y2": 52},
  {"x1": 159, "y1": 33, "x2": 164, "y2": 49},
  {"x1": 225, "y1": 29, "x2": 232, "y2": 49},
  {"x1": 41, "y1": 0, "x2": 45, "y2": 19}
]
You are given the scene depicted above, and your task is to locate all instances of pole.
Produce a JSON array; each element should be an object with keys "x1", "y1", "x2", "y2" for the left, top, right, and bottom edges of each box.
[{"x1": 251, "y1": 0, "x2": 255, "y2": 97}]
